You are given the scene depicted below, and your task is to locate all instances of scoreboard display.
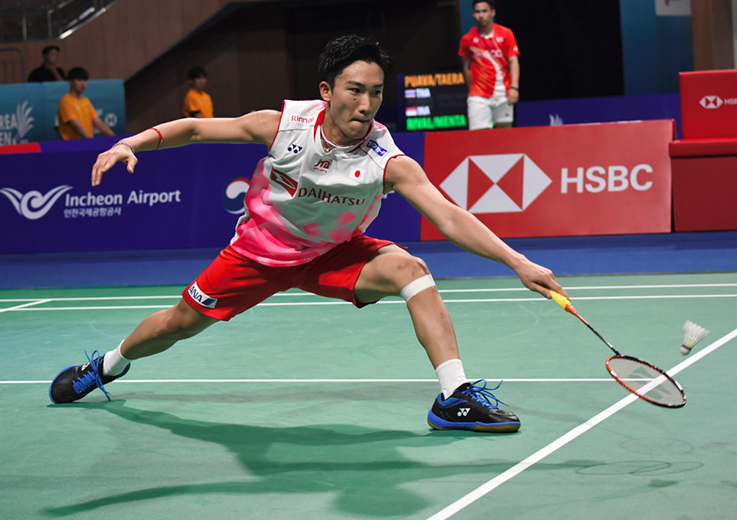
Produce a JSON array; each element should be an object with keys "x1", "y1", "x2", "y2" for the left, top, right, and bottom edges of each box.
[{"x1": 398, "y1": 73, "x2": 468, "y2": 132}]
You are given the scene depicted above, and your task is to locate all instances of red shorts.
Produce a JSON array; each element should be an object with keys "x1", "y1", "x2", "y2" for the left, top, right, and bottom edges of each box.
[{"x1": 182, "y1": 235, "x2": 396, "y2": 321}]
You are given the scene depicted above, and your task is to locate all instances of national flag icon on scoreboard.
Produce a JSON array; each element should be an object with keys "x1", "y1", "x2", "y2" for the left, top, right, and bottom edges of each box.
[
  {"x1": 405, "y1": 89, "x2": 417, "y2": 99},
  {"x1": 406, "y1": 106, "x2": 418, "y2": 117}
]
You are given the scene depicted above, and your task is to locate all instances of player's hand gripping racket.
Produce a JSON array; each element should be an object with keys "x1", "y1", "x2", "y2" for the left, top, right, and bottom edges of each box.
[{"x1": 550, "y1": 291, "x2": 686, "y2": 408}]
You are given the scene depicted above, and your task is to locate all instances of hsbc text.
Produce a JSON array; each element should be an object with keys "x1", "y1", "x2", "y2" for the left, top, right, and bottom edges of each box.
[{"x1": 560, "y1": 164, "x2": 653, "y2": 194}]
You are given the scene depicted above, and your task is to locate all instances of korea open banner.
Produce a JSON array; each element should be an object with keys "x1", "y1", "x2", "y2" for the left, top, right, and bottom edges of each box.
[{"x1": 421, "y1": 120, "x2": 674, "y2": 240}]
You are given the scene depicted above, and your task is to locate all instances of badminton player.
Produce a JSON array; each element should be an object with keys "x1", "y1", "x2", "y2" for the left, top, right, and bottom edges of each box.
[{"x1": 49, "y1": 35, "x2": 567, "y2": 433}]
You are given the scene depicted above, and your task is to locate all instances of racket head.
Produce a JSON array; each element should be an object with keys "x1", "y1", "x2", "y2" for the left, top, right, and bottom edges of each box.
[{"x1": 606, "y1": 355, "x2": 686, "y2": 408}]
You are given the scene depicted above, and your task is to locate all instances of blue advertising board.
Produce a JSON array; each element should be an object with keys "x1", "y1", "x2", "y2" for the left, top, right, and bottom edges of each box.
[
  {"x1": 0, "y1": 131, "x2": 423, "y2": 255},
  {"x1": 515, "y1": 93, "x2": 682, "y2": 137},
  {"x1": 0, "y1": 79, "x2": 126, "y2": 144}
]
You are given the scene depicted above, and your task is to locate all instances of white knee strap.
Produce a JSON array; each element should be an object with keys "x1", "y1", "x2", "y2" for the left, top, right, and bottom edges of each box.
[{"x1": 400, "y1": 274, "x2": 436, "y2": 302}]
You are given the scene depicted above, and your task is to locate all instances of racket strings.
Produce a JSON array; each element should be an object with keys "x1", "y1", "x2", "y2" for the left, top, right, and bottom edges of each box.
[
  {"x1": 606, "y1": 356, "x2": 685, "y2": 407},
  {"x1": 463, "y1": 379, "x2": 508, "y2": 408}
]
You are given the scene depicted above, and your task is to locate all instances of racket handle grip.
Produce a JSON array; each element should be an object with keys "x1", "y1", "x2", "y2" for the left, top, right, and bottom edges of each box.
[{"x1": 550, "y1": 290, "x2": 575, "y2": 313}]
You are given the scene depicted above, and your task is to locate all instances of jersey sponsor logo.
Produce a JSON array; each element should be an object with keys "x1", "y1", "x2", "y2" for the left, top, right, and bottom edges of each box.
[
  {"x1": 0, "y1": 184, "x2": 72, "y2": 220},
  {"x1": 296, "y1": 187, "x2": 366, "y2": 206},
  {"x1": 440, "y1": 154, "x2": 551, "y2": 213},
  {"x1": 312, "y1": 160, "x2": 331, "y2": 173},
  {"x1": 290, "y1": 115, "x2": 314, "y2": 124},
  {"x1": 188, "y1": 282, "x2": 218, "y2": 309},
  {"x1": 287, "y1": 143, "x2": 303, "y2": 154},
  {"x1": 222, "y1": 177, "x2": 250, "y2": 214},
  {"x1": 366, "y1": 140, "x2": 387, "y2": 157},
  {"x1": 270, "y1": 168, "x2": 298, "y2": 196}
]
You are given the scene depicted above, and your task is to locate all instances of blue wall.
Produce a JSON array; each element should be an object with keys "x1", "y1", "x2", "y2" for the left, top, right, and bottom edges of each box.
[{"x1": 619, "y1": 0, "x2": 693, "y2": 95}]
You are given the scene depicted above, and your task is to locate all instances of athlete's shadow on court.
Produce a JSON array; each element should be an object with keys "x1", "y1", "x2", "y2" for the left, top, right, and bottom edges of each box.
[{"x1": 42, "y1": 400, "x2": 516, "y2": 518}]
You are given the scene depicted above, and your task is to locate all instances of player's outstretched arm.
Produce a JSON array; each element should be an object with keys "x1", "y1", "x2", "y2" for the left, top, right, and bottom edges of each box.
[
  {"x1": 91, "y1": 110, "x2": 281, "y2": 186},
  {"x1": 386, "y1": 155, "x2": 567, "y2": 299}
]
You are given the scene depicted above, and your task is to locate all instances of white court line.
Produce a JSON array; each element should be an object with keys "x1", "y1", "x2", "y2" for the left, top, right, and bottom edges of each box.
[
  {"x1": 1, "y1": 283, "x2": 736, "y2": 303},
  {"x1": 0, "y1": 299, "x2": 51, "y2": 313},
  {"x1": 0, "y1": 377, "x2": 626, "y2": 385},
  {"x1": 6, "y1": 293, "x2": 737, "y2": 311},
  {"x1": 426, "y1": 326, "x2": 737, "y2": 520}
]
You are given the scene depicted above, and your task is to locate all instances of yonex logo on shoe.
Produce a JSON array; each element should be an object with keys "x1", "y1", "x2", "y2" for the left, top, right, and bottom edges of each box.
[
  {"x1": 188, "y1": 283, "x2": 218, "y2": 309},
  {"x1": 457, "y1": 408, "x2": 470, "y2": 417}
]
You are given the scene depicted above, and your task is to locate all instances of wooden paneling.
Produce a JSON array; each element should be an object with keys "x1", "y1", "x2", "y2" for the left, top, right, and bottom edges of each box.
[
  {"x1": 0, "y1": 0, "x2": 277, "y2": 83},
  {"x1": 692, "y1": 0, "x2": 735, "y2": 70}
]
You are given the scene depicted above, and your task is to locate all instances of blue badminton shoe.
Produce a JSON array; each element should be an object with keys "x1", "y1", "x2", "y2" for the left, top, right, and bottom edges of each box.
[
  {"x1": 427, "y1": 380, "x2": 520, "y2": 433},
  {"x1": 49, "y1": 350, "x2": 129, "y2": 404}
]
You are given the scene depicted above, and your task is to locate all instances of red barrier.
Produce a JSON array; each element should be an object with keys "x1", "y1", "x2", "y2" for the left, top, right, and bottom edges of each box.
[
  {"x1": 680, "y1": 70, "x2": 737, "y2": 139},
  {"x1": 421, "y1": 121, "x2": 674, "y2": 240},
  {"x1": 0, "y1": 142, "x2": 41, "y2": 154}
]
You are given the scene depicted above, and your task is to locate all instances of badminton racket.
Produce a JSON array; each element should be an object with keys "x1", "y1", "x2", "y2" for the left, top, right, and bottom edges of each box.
[{"x1": 550, "y1": 291, "x2": 686, "y2": 408}]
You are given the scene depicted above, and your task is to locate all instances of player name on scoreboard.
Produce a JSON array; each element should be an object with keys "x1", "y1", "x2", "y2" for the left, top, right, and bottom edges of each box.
[{"x1": 399, "y1": 73, "x2": 468, "y2": 132}]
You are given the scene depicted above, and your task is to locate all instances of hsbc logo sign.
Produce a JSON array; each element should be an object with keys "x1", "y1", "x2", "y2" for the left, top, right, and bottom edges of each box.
[
  {"x1": 700, "y1": 95, "x2": 737, "y2": 109},
  {"x1": 440, "y1": 154, "x2": 551, "y2": 213},
  {"x1": 700, "y1": 96, "x2": 723, "y2": 109}
]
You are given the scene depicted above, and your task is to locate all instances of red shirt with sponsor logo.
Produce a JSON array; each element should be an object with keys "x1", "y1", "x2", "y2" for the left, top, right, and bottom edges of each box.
[
  {"x1": 459, "y1": 24, "x2": 519, "y2": 98},
  {"x1": 229, "y1": 100, "x2": 403, "y2": 267}
]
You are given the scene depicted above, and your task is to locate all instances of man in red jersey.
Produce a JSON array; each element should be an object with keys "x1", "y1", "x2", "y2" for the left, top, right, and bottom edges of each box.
[{"x1": 459, "y1": 0, "x2": 520, "y2": 129}]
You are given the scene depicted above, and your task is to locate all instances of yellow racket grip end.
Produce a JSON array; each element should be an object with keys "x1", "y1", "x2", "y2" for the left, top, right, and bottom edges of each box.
[{"x1": 550, "y1": 290, "x2": 574, "y2": 312}]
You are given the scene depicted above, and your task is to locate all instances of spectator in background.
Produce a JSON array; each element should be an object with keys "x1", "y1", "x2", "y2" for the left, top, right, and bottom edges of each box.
[
  {"x1": 28, "y1": 45, "x2": 66, "y2": 82},
  {"x1": 57, "y1": 67, "x2": 115, "y2": 140},
  {"x1": 459, "y1": 0, "x2": 520, "y2": 129},
  {"x1": 183, "y1": 67, "x2": 214, "y2": 118}
]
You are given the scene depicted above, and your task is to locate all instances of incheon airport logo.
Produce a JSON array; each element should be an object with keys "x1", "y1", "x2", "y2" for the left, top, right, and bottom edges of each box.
[
  {"x1": 0, "y1": 185, "x2": 71, "y2": 220},
  {"x1": 0, "y1": 101, "x2": 35, "y2": 145},
  {"x1": 440, "y1": 154, "x2": 552, "y2": 213}
]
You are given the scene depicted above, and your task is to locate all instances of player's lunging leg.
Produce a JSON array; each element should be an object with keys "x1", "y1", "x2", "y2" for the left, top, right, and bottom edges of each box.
[
  {"x1": 49, "y1": 300, "x2": 217, "y2": 404},
  {"x1": 355, "y1": 247, "x2": 520, "y2": 433}
]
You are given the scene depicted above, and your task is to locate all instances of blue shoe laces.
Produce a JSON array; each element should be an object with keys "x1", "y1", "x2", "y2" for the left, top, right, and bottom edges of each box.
[
  {"x1": 72, "y1": 350, "x2": 112, "y2": 401},
  {"x1": 461, "y1": 379, "x2": 508, "y2": 409}
]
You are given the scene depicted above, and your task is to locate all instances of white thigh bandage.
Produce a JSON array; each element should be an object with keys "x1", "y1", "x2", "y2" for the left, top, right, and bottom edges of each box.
[{"x1": 399, "y1": 274, "x2": 436, "y2": 302}]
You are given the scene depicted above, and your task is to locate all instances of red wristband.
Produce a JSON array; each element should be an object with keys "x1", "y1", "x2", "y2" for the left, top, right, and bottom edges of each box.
[{"x1": 149, "y1": 127, "x2": 163, "y2": 149}]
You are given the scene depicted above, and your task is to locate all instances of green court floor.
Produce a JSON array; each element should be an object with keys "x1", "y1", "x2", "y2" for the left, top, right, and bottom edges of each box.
[{"x1": 2, "y1": 272, "x2": 736, "y2": 519}]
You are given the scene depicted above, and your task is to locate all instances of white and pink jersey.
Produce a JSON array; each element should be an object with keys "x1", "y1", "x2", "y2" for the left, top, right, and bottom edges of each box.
[{"x1": 230, "y1": 99, "x2": 404, "y2": 267}]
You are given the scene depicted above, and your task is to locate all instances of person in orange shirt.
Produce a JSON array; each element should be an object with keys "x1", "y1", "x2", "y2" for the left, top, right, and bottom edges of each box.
[
  {"x1": 57, "y1": 67, "x2": 115, "y2": 140},
  {"x1": 183, "y1": 67, "x2": 214, "y2": 118}
]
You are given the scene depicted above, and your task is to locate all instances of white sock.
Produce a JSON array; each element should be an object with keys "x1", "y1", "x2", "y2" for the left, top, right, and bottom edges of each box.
[
  {"x1": 102, "y1": 342, "x2": 131, "y2": 377},
  {"x1": 435, "y1": 358, "x2": 468, "y2": 399}
]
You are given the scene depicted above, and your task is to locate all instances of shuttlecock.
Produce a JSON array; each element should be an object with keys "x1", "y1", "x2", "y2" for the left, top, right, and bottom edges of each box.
[{"x1": 681, "y1": 320, "x2": 710, "y2": 355}]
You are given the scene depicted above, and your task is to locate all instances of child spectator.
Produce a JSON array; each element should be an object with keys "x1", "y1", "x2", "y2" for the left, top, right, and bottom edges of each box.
[
  {"x1": 57, "y1": 67, "x2": 115, "y2": 140},
  {"x1": 183, "y1": 67, "x2": 214, "y2": 118}
]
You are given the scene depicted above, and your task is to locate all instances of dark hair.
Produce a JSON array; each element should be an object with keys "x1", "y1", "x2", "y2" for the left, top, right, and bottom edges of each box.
[
  {"x1": 473, "y1": 0, "x2": 496, "y2": 9},
  {"x1": 318, "y1": 35, "x2": 392, "y2": 87},
  {"x1": 42, "y1": 45, "x2": 60, "y2": 56},
  {"x1": 67, "y1": 67, "x2": 88, "y2": 81},
  {"x1": 187, "y1": 67, "x2": 207, "y2": 81}
]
